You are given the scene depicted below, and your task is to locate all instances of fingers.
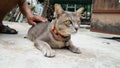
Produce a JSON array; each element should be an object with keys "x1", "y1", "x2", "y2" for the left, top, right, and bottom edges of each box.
[
  {"x1": 35, "y1": 15, "x2": 48, "y2": 22},
  {"x1": 31, "y1": 22, "x2": 36, "y2": 26},
  {"x1": 27, "y1": 20, "x2": 36, "y2": 26},
  {"x1": 27, "y1": 15, "x2": 48, "y2": 26}
]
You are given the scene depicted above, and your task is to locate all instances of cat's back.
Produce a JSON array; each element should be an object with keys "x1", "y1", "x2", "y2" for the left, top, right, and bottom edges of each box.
[
  {"x1": 27, "y1": 21, "x2": 50, "y2": 41},
  {"x1": 29, "y1": 21, "x2": 50, "y2": 32}
]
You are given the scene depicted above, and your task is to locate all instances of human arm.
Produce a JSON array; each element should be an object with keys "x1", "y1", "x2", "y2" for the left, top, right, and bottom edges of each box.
[{"x1": 18, "y1": 0, "x2": 47, "y2": 26}]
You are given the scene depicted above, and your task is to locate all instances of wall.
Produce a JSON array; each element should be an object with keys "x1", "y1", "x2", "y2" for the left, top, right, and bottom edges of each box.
[{"x1": 91, "y1": 0, "x2": 120, "y2": 34}]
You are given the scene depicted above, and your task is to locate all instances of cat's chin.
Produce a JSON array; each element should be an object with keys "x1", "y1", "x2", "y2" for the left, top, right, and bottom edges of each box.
[
  {"x1": 62, "y1": 32, "x2": 77, "y2": 36},
  {"x1": 70, "y1": 32, "x2": 77, "y2": 35},
  {"x1": 63, "y1": 33, "x2": 76, "y2": 36},
  {"x1": 72, "y1": 31, "x2": 77, "y2": 34},
  {"x1": 71, "y1": 33, "x2": 77, "y2": 36},
  {"x1": 62, "y1": 34, "x2": 70, "y2": 37}
]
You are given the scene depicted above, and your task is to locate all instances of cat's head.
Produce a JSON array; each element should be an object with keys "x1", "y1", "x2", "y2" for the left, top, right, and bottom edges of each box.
[{"x1": 54, "y1": 4, "x2": 84, "y2": 36}]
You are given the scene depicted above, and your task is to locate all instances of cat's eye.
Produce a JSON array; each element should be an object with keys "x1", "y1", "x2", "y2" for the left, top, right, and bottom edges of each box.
[
  {"x1": 66, "y1": 20, "x2": 72, "y2": 24},
  {"x1": 77, "y1": 21, "x2": 81, "y2": 24}
]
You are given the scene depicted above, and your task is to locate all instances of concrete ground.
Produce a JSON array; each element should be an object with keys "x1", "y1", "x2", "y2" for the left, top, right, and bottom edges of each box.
[{"x1": 0, "y1": 21, "x2": 120, "y2": 68}]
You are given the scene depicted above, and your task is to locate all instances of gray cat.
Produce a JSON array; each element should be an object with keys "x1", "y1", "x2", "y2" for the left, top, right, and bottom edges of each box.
[{"x1": 27, "y1": 4, "x2": 84, "y2": 57}]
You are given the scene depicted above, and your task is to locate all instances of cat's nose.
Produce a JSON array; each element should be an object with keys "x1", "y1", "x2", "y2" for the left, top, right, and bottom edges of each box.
[{"x1": 75, "y1": 27, "x2": 78, "y2": 31}]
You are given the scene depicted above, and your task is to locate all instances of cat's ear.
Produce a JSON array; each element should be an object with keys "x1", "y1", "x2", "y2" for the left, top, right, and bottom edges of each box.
[
  {"x1": 75, "y1": 7, "x2": 84, "y2": 17},
  {"x1": 54, "y1": 4, "x2": 64, "y2": 18}
]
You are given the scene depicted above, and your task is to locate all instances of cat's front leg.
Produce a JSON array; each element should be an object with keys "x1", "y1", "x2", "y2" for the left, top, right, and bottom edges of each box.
[
  {"x1": 34, "y1": 39, "x2": 55, "y2": 57},
  {"x1": 67, "y1": 41, "x2": 81, "y2": 54}
]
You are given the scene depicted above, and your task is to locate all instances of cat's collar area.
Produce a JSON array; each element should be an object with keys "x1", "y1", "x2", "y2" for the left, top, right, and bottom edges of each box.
[
  {"x1": 52, "y1": 26, "x2": 69, "y2": 40},
  {"x1": 52, "y1": 26, "x2": 62, "y2": 39}
]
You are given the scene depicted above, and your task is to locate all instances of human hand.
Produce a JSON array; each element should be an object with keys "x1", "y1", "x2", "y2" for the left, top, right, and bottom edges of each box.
[
  {"x1": 27, "y1": 15, "x2": 48, "y2": 26},
  {"x1": 19, "y1": 1, "x2": 47, "y2": 26}
]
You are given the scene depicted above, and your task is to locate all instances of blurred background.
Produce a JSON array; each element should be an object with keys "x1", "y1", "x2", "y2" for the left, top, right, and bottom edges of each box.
[
  {"x1": 3, "y1": 0, "x2": 120, "y2": 25},
  {"x1": 3, "y1": 0, "x2": 92, "y2": 23},
  {"x1": 3, "y1": 0, "x2": 44, "y2": 23}
]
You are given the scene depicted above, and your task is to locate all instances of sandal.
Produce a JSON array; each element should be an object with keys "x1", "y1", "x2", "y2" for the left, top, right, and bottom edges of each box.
[{"x1": 0, "y1": 25, "x2": 18, "y2": 34}]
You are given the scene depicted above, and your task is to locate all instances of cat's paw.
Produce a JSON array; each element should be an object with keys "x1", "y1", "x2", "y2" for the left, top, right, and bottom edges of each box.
[
  {"x1": 69, "y1": 47, "x2": 81, "y2": 54},
  {"x1": 72, "y1": 47, "x2": 81, "y2": 54},
  {"x1": 42, "y1": 48, "x2": 55, "y2": 57}
]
